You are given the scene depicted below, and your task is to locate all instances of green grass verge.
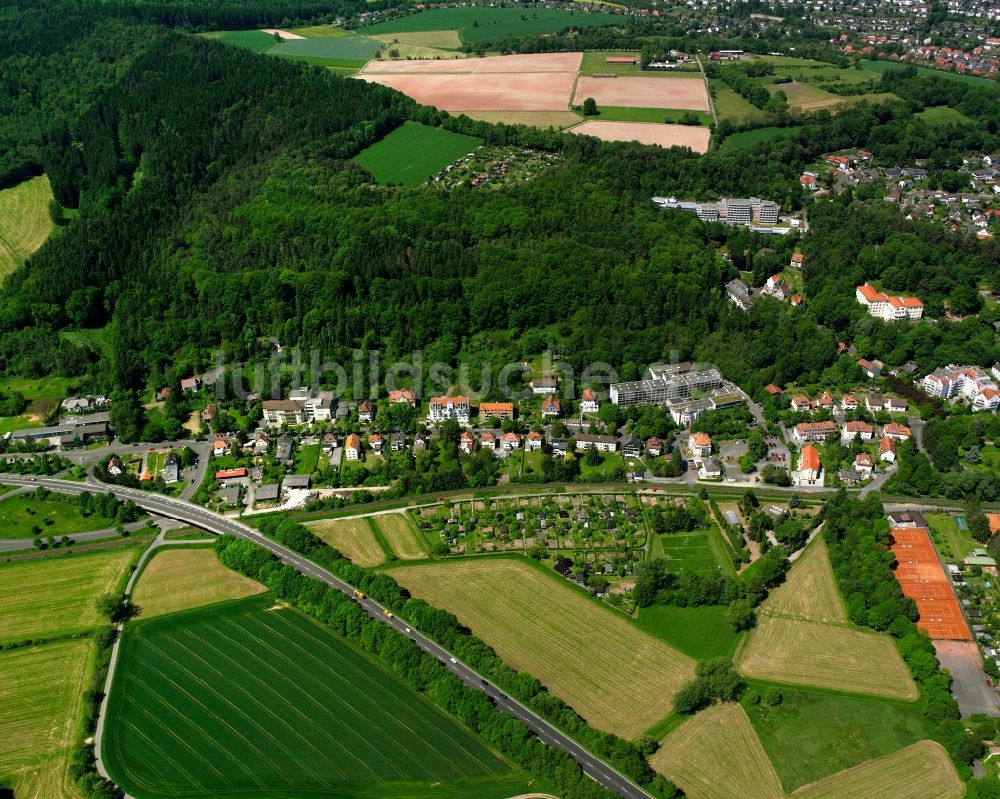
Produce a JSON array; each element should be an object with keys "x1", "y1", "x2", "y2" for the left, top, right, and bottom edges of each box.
[
  {"x1": 636, "y1": 604, "x2": 743, "y2": 660},
  {"x1": 589, "y1": 106, "x2": 712, "y2": 125},
  {"x1": 0, "y1": 493, "x2": 120, "y2": 539},
  {"x1": 742, "y1": 681, "x2": 938, "y2": 792},
  {"x1": 103, "y1": 595, "x2": 530, "y2": 798},
  {"x1": 352, "y1": 121, "x2": 483, "y2": 187}
]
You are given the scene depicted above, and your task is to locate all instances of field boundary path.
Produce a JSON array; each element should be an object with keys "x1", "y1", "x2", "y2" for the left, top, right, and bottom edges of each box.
[
  {"x1": 0, "y1": 473, "x2": 654, "y2": 799},
  {"x1": 695, "y1": 53, "x2": 718, "y2": 127}
]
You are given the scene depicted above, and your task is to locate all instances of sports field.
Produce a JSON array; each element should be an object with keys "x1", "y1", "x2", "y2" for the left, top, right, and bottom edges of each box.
[
  {"x1": 650, "y1": 703, "x2": 783, "y2": 799},
  {"x1": 360, "y1": 7, "x2": 621, "y2": 44},
  {"x1": 737, "y1": 615, "x2": 917, "y2": 700},
  {"x1": 0, "y1": 548, "x2": 138, "y2": 643},
  {"x1": 574, "y1": 76, "x2": 709, "y2": 111},
  {"x1": 0, "y1": 175, "x2": 54, "y2": 279},
  {"x1": 104, "y1": 595, "x2": 529, "y2": 798},
  {"x1": 890, "y1": 526, "x2": 970, "y2": 640},
  {"x1": 308, "y1": 517, "x2": 387, "y2": 566},
  {"x1": 648, "y1": 530, "x2": 731, "y2": 576},
  {"x1": 569, "y1": 121, "x2": 710, "y2": 152},
  {"x1": 352, "y1": 122, "x2": 483, "y2": 187},
  {"x1": 131, "y1": 548, "x2": 266, "y2": 619},
  {"x1": 792, "y1": 740, "x2": 962, "y2": 799},
  {"x1": 0, "y1": 639, "x2": 94, "y2": 799},
  {"x1": 387, "y1": 559, "x2": 695, "y2": 738},
  {"x1": 0, "y1": 490, "x2": 120, "y2": 538},
  {"x1": 372, "y1": 512, "x2": 429, "y2": 559},
  {"x1": 763, "y1": 537, "x2": 846, "y2": 623}
]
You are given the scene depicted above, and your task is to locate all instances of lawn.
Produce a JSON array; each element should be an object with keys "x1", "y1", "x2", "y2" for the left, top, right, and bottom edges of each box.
[
  {"x1": 0, "y1": 547, "x2": 139, "y2": 643},
  {"x1": 650, "y1": 703, "x2": 783, "y2": 799},
  {"x1": 578, "y1": 450, "x2": 627, "y2": 482},
  {"x1": 269, "y1": 34, "x2": 383, "y2": 63},
  {"x1": 215, "y1": 29, "x2": 279, "y2": 52},
  {"x1": 131, "y1": 548, "x2": 266, "y2": 619},
  {"x1": 61, "y1": 324, "x2": 113, "y2": 358},
  {"x1": 387, "y1": 558, "x2": 695, "y2": 739},
  {"x1": 710, "y1": 82, "x2": 768, "y2": 124},
  {"x1": 361, "y1": 7, "x2": 621, "y2": 44},
  {"x1": 0, "y1": 374, "x2": 75, "y2": 434},
  {"x1": 743, "y1": 683, "x2": 939, "y2": 792},
  {"x1": 105, "y1": 596, "x2": 532, "y2": 798},
  {"x1": 307, "y1": 517, "x2": 389, "y2": 566},
  {"x1": 352, "y1": 121, "x2": 483, "y2": 187},
  {"x1": 718, "y1": 126, "x2": 801, "y2": 153},
  {"x1": 636, "y1": 604, "x2": 743, "y2": 660},
  {"x1": 651, "y1": 530, "x2": 729, "y2": 577},
  {"x1": 294, "y1": 443, "x2": 320, "y2": 474},
  {"x1": 0, "y1": 640, "x2": 94, "y2": 799},
  {"x1": 793, "y1": 741, "x2": 962, "y2": 799},
  {"x1": 0, "y1": 491, "x2": 120, "y2": 538},
  {"x1": 917, "y1": 106, "x2": 974, "y2": 126},
  {"x1": 371, "y1": 513, "x2": 429, "y2": 560},
  {"x1": 0, "y1": 174, "x2": 54, "y2": 280},
  {"x1": 925, "y1": 512, "x2": 976, "y2": 562}
]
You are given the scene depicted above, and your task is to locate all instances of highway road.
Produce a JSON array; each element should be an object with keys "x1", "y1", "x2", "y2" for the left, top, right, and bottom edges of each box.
[{"x1": 0, "y1": 473, "x2": 654, "y2": 799}]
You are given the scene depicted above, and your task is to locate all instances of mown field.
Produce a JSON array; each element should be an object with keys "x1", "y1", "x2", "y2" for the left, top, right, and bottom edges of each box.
[
  {"x1": 214, "y1": 29, "x2": 278, "y2": 52},
  {"x1": 650, "y1": 703, "x2": 784, "y2": 799},
  {"x1": 744, "y1": 683, "x2": 939, "y2": 791},
  {"x1": 352, "y1": 122, "x2": 482, "y2": 187},
  {"x1": 361, "y1": 7, "x2": 621, "y2": 44},
  {"x1": 270, "y1": 35, "x2": 383, "y2": 64},
  {"x1": 104, "y1": 595, "x2": 530, "y2": 798},
  {"x1": 859, "y1": 58, "x2": 996, "y2": 86},
  {"x1": 373, "y1": 513, "x2": 429, "y2": 560},
  {"x1": 650, "y1": 529, "x2": 732, "y2": 577},
  {"x1": 916, "y1": 106, "x2": 974, "y2": 126},
  {"x1": 464, "y1": 110, "x2": 582, "y2": 129},
  {"x1": 0, "y1": 491, "x2": 120, "y2": 538},
  {"x1": 308, "y1": 517, "x2": 388, "y2": 566},
  {"x1": 0, "y1": 639, "x2": 94, "y2": 799},
  {"x1": 0, "y1": 548, "x2": 138, "y2": 643},
  {"x1": 388, "y1": 558, "x2": 695, "y2": 738},
  {"x1": 791, "y1": 740, "x2": 963, "y2": 799},
  {"x1": 0, "y1": 175, "x2": 54, "y2": 280},
  {"x1": 131, "y1": 547, "x2": 266, "y2": 619},
  {"x1": 764, "y1": 537, "x2": 845, "y2": 623}
]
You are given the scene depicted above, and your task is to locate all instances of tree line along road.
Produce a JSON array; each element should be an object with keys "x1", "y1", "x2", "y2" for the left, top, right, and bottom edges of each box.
[{"x1": 0, "y1": 473, "x2": 656, "y2": 799}]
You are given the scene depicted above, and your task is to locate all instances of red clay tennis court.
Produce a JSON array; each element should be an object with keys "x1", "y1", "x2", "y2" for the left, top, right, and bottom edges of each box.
[{"x1": 890, "y1": 526, "x2": 972, "y2": 640}]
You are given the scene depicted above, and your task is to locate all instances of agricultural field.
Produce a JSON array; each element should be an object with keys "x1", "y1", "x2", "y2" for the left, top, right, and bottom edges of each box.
[
  {"x1": 589, "y1": 106, "x2": 713, "y2": 125},
  {"x1": 387, "y1": 558, "x2": 694, "y2": 738},
  {"x1": 0, "y1": 175, "x2": 54, "y2": 280},
  {"x1": 131, "y1": 548, "x2": 266, "y2": 619},
  {"x1": 463, "y1": 110, "x2": 583, "y2": 128},
  {"x1": 650, "y1": 703, "x2": 784, "y2": 799},
  {"x1": 270, "y1": 34, "x2": 383, "y2": 65},
  {"x1": 636, "y1": 604, "x2": 743, "y2": 659},
  {"x1": 574, "y1": 76, "x2": 709, "y2": 111},
  {"x1": 792, "y1": 740, "x2": 962, "y2": 799},
  {"x1": 0, "y1": 639, "x2": 94, "y2": 799},
  {"x1": 0, "y1": 491, "x2": 119, "y2": 538},
  {"x1": 369, "y1": 29, "x2": 463, "y2": 50},
  {"x1": 352, "y1": 121, "x2": 483, "y2": 187},
  {"x1": 718, "y1": 126, "x2": 802, "y2": 153},
  {"x1": 307, "y1": 517, "x2": 388, "y2": 566},
  {"x1": 372, "y1": 513, "x2": 430, "y2": 560},
  {"x1": 0, "y1": 547, "x2": 138, "y2": 643},
  {"x1": 213, "y1": 29, "x2": 280, "y2": 52},
  {"x1": 570, "y1": 121, "x2": 711, "y2": 152},
  {"x1": 104, "y1": 595, "x2": 530, "y2": 798},
  {"x1": 360, "y1": 7, "x2": 622, "y2": 44},
  {"x1": 763, "y1": 537, "x2": 846, "y2": 623},
  {"x1": 737, "y1": 614, "x2": 917, "y2": 700},
  {"x1": 744, "y1": 684, "x2": 939, "y2": 791},
  {"x1": 413, "y1": 492, "x2": 646, "y2": 561},
  {"x1": 579, "y1": 51, "x2": 643, "y2": 75}
]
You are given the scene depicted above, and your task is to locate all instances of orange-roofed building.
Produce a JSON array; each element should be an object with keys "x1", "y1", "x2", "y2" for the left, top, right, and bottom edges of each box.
[
  {"x1": 764, "y1": 383, "x2": 783, "y2": 396},
  {"x1": 479, "y1": 401, "x2": 514, "y2": 421},
  {"x1": 799, "y1": 444, "x2": 821, "y2": 484},
  {"x1": 688, "y1": 432, "x2": 712, "y2": 459},
  {"x1": 883, "y1": 423, "x2": 912, "y2": 441}
]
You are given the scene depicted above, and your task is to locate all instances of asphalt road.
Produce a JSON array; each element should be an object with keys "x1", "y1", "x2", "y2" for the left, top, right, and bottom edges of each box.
[{"x1": 0, "y1": 473, "x2": 653, "y2": 799}]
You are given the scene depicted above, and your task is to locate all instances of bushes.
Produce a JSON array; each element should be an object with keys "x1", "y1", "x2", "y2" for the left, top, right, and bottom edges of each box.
[{"x1": 673, "y1": 659, "x2": 744, "y2": 714}]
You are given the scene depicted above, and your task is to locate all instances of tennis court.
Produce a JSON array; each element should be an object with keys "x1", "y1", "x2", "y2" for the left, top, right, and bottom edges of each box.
[
  {"x1": 890, "y1": 527, "x2": 971, "y2": 640},
  {"x1": 955, "y1": 515, "x2": 968, "y2": 531}
]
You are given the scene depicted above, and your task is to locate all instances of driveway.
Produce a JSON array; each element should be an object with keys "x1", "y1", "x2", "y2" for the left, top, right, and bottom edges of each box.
[{"x1": 934, "y1": 640, "x2": 1000, "y2": 718}]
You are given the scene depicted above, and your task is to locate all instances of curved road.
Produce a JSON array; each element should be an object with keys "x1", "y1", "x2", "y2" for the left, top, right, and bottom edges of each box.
[{"x1": 0, "y1": 473, "x2": 654, "y2": 799}]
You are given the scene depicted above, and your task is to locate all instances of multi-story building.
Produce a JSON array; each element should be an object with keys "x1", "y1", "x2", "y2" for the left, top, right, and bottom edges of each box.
[
  {"x1": 429, "y1": 395, "x2": 470, "y2": 424},
  {"x1": 479, "y1": 402, "x2": 515, "y2": 421},
  {"x1": 922, "y1": 365, "x2": 1000, "y2": 411},
  {"x1": 610, "y1": 364, "x2": 725, "y2": 407},
  {"x1": 856, "y1": 283, "x2": 924, "y2": 321}
]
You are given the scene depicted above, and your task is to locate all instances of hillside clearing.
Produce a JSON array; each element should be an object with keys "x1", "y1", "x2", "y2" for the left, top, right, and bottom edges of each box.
[
  {"x1": 131, "y1": 547, "x2": 266, "y2": 618},
  {"x1": 650, "y1": 703, "x2": 783, "y2": 799},
  {"x1": 352, "y1": 122, "x2": 482, "y2": 187},
  {"x1": 0, "y1": 175, "x2": 54, "y2": 279},
  {"x1": 307, "y1": 517, "x2": 387, "y2": 566},
  {"x1": 387, "y1": 558, "x2": 695, "y2": 738}
]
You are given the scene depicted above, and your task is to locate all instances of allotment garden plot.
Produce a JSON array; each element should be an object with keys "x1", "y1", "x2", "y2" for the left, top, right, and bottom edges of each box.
[
  {"x1": 388, "y1": 558, "x2": 694, "y2": 738},
  {"x1": 104, "y1": 595, "x2": 530, "y2": 799}
]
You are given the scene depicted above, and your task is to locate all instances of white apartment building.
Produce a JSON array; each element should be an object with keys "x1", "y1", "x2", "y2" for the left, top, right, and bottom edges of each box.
[
  {"x1": 428, "y1": 396, "x2": 470, "y2": 424},
  {"x1": 922, "y1": 365, "x2": 1000, "y2": 411},
  {"x1": 856, "y1": 283, "x2": 924, "y2": 321}
]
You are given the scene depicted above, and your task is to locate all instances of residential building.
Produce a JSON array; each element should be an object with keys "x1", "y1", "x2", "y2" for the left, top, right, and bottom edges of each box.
[
  {"x1": 842, "y1": 394, "x2": 858, "y2": 410},
  {"x1": 817, "y1": 391, "x2": 835, "y2": 410},
  {"x1": 699, "y1": 459, "x2": 724, "y2": 479},
  {"x1": 610, "y1": 364, "x2": 726, "y2": 407},
  {"x1": 580, "y1": 389, "x2": 599, "y2": 414},
  {"x1": 855, "y1": 452, "x2": 875, "y2": 474},
  {"x1": 839, "y1": 469, "x2": 862, "y2": 485},
  {"x1": 358, "y1": 400, "x2": 374, "y2": 423},
  {"x1": 790, "y1": 294, "x2": 803, "y2": 307},
  {"x1": 480, "y1": 431, "x2": 497, "y2": 450},
  {"x1": 390, "y1": 431, "x2": 406, "y2": 451},
  {"x1": 790, "y1": 252, "x2": 804, "y2": 268},
  {"x1": 670, "y1": 399, "x2": 713, "y2": 426},
  {"x1": 621, "y1": 435, "x2": 642, "y2": 458},
  {"x1": 107, "y1": 456, "x2": 124, "y2": 476},
  {"x1": 843, "y1": 420, "x2": 875, "y2": 441},
  {"x1": 201, "y1": 404, "x2": 217, "y2": 425},
  {"x1": 180, "y1": 377, "x2": 201, "y2": 392},
  {"x1": 883, "y1": 423, "x2": 912, "y2": 441},
  {"x1": 857, "y1": 358, "x2": 884, "y2": 379},
  {"x1": 865, "y1": 393, "x2": 885, "y2": 412},
  {"x1": 368, "y1": 433, "x2": 383, "y2": 453},
  {"x1": 387, "y1": 389, "x2": 416, "y2": 406},
  {"x1": 688, "y1": 432, "x2": 712, "y2": 459},
  {"x1": 530, "y1": 377, "x2": 558, "y2": 395},
  {"x1": 429, "y1": 396, "x2": 470, "y2": 424},
  {"x1": 212, "y1": 438, "x2": 230, "y2": 457},
  {"x1": 856, "y1": 283, "x2": 924, "y2": 321},
  {"x1": 575, "y1": 434, "x2": 617, "y2": 453},
  {"x1": 162, "y1": 453, "x2": 180, "y2": 484},
  {"x1": 791, "y1": 394, "x2": 811, "y2": 412},
  {"x1": 550, "y1": 438, "x2": 568, "y2": 456},
  {"x1": 646, "y1": 437, "x2": 663, "y2": 457},
  {"x1": 798, "y1": 444, "x2": 822, "y2": 484},
  {"x1": 794, "y1": 420, "x2": 838, "y2": 443},
  {"x1": 501, "y1": 432, "x2": 521, "y2": 451},
  {"x1": 216, "y1": 467, "x2": 247, "y2": 480},
  {"x1": 262, "y1": 399, "x2": 306, "y2": 427},
  {"x1": 880, "y1": 436, "x2": 897, "y2": 462},
  {"x1": 460, "y1": 431, "x2": 475, "y2": 455},
  {"x1": 526, "y1": 431, "x2": 543, "y2": 451},
  {"x1": 922, "y1": 365, "x2": 1000, "y2": 411},
  {"x1": 322, "y1": 433, "x2": 337, "y2": 453},
  {"x1": 887, "y1": 397, "x2": 908, "y2": 413},
  {"x1": 540, "y1": 396, "x2": 561, "y2": 417},
  {"x1": 764, "y1": 384, "x2": 783, "y2": 396},
  {"x1": 479, "y1": 402, "x2": 514, "y2": 421},
  {"x1": 727, "y1": 278, "x2": 753, "y2": 312},
  {"x1": 345, "y1": 433, "x2": 361, "y2": 461}
]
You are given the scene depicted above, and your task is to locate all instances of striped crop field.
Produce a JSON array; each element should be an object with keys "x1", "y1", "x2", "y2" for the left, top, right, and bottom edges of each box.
[
  {"x1": 0, "y1": 175, "x2": 54, "y2": 279},
  {"x1": 103, "y1": 595, "x2": 531, "y2": 798},
  {"x1": 0, "y1": 547, "x2": 139, "y2": 643},
  {"x1": 388, "y1": 558, "x2": 695, "y2": 738},
  {"x1": 131, "y1": 547, "x2": 266, "y2": 619},
  {"x1": 763, "y1": 537, "x2": 846, "y2": 623},
  {"x1": 372, "y1": 513, "x2": 430, "y2": 560},
  {"x1": 307, "y1": 517, "x2": 387, "y2": 566}
]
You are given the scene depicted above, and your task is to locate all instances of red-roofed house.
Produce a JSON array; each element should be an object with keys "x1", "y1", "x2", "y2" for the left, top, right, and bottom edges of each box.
[
  {"x1": 501, "y1": 432, "x2": 521, "y2": 451},
  {"x1": 388, "y1": 389, "x2": 416, "y2": 406},
  {"x1": 541, "y1": 395, "x2": 561, "y2": 417},
  {"x1": 526, "y1": 431, "x2": 543, "y2": 451},
  {"x1": 800, "y1": 174, "x2": 817, "y2": 190},
  {"x1": 345, "y1": 433, "x2": 361, "y2": 461},
  {"x1": 855, "y1": 452, "x2": 875, "y2": 474},
  {"x1": 879, "y1": 436, "x2": 897, "y2": 462},
  {"x1": 580, "y1": 389, "x2": 599, "y2": 414},
  {"x1": 790, "y1": 252, "x2": 804, "y2": 268},
  {"x1": 764, "y1": 383, "x2": 783, "y2": 396},
  {"x1": 843, "y1": 420, "x2": 875, "y2": 441},
  {"x1": 688, "y1": 432, "x2": 712, "y2": 459},
  {"x1": 883, "y1": 423, "x2": 912, "y2": 441},
  {"x1": 216, "y1": 467, "x2": 247, "y2": 480},
  {"x1": 791, "y1": 394, "x2": 811, "y2": 412},
  {"x1": 460, "y1": 430, "x2": 475, "y2": 455},
  {"x1": 856, "y1": 283, "x2": 923, "y2": 321},
  {"x1": 479, "y1": 402, "x2": 514, "y2": 421},
  {"x1": 798, "y1": 444, "x2": 821, "y2": 484}
]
